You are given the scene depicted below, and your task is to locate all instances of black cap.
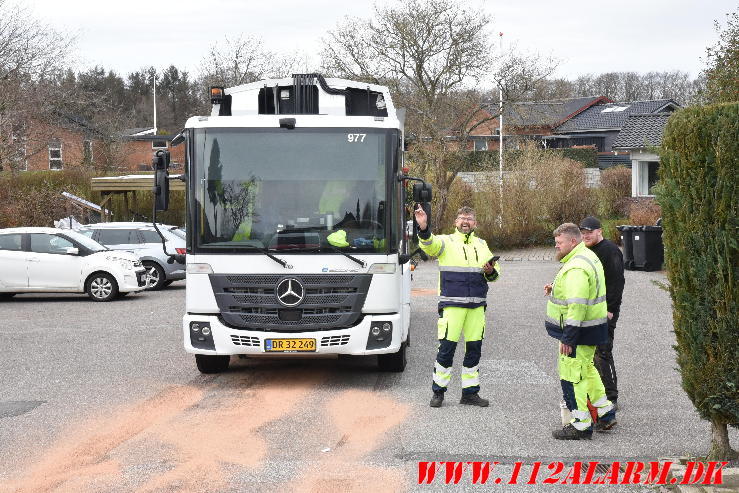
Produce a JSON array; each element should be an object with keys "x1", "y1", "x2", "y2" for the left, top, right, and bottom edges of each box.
[{"x1": 579, "y1": 216, "x2": 602, "y2": 231}]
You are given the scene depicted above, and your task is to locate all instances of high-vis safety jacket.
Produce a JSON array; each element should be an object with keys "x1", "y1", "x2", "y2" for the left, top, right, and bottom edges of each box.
[
  {"x1": 418, "y1": 228, "x2": 500, "y2": 309},
  {"x1": 545, "y1": 241, "x2": 609, "y2": 346}
]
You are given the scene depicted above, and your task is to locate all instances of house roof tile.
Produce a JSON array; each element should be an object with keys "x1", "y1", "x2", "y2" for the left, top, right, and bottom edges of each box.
[
  {"x1": 504, "y1": 96, "x2": 606, "y2": 127},
  {"x1": 555, "y1": 99, "x2": 679, "y2": 132},
  {"x1": 612, "y1": 112, "x2": 673, "y2": 149}
]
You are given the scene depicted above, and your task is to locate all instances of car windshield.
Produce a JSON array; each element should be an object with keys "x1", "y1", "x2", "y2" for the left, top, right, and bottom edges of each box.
[
  {"x1": 65, "y1": 230, "x2": 108, "y2": 252},
  {"x1": 192, "y1": 128, "x2": 397, "y2": 253}
]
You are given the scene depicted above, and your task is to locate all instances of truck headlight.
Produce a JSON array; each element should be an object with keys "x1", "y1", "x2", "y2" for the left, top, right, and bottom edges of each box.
[{"x1": 187, "y1": 263, "x2": 213, "y2": 274}]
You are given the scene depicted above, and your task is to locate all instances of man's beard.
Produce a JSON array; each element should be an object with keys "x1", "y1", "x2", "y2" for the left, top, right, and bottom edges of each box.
[{"x1": 555, "y1": 250, "x2": 566, "y2": 261}]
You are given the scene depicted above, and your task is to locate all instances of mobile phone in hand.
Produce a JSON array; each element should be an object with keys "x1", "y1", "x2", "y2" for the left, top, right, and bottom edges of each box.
[{"x1": 487, "y1": 255, "x2": 500, "y2": 265}]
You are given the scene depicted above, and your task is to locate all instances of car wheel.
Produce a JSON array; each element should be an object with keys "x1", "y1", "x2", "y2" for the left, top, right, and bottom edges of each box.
[
  {"x1": 86, "y1": 273, "x2": 119, "y2": 302},
  {"x1": 0, "y1": 293, "x2": 16, "y2": 300},
  {"x1": 143, "y1": 262, "x2": 166, "y2": 290},
  {"x1": 378, "y1": 342, "x2": 407, "y2": 372},
  {"x1": 195, "y1": 354, "x2": 230, "y2": 374}
]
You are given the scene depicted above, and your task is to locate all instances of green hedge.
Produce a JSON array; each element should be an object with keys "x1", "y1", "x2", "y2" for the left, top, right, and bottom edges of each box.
[{"x1": 657, "y1": 103, "x2": 738, "y2": 459}]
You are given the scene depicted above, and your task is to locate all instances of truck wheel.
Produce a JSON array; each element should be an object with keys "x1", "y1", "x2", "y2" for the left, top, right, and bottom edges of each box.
[
  {"x1": 195, "y1": 354, "x2": 230, "y2": 374},
  {"x1": 378, "y1": 342, "x2": 407, "y2": 372},
  {"x1": 143, "y1": 262, "x2": 166, "y2": 290},
  {"x1": 86, "y1": 273, "x2": 119, "y2": 302}
]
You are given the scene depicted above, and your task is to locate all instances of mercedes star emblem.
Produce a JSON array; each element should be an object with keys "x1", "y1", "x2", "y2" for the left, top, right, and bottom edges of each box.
[{"x1": 276, "y1": 278, "x2": 305, "y2": 306}]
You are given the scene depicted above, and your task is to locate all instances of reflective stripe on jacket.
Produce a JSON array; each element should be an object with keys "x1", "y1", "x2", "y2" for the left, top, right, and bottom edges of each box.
[
  {"x1": 545, "y1": 241, "x2": 608, "y2": 346},
  {"x1": 418, "y1": 228, "x2": 500, "y2": 309}
]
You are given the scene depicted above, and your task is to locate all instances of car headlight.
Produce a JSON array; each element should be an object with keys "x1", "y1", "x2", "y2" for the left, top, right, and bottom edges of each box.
[{"x1": 106, "y1": 256, "x2": 134, "y2": 270}]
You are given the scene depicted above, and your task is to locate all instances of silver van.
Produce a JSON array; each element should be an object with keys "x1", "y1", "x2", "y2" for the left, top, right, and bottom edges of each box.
[{"x1": 78, "y1": 222, "x2": 185, "y2": 290}]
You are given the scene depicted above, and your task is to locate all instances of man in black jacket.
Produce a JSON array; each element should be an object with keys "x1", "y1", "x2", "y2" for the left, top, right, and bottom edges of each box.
[{"x1": 579, "y1": 216, "x2": 625, "y2": 409}]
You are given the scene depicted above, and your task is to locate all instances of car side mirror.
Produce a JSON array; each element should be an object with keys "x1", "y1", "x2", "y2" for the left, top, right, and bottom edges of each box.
[{"x1": 65, "y1": 247, "x2": 79, "y2": 255}]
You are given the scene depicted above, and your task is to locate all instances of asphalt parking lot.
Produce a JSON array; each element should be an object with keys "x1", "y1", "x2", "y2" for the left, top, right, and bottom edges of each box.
[{"x1": 1, "y1": 257, "x2": 736, "y2": 492}]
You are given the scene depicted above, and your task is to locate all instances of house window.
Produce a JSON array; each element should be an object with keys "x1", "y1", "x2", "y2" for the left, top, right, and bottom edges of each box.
[
  {"x1": 83, "y1": 140, "x2": 93, "y2": 163},
  {"x1": 49, "y1": 142, "x2": 63, "y2": 170},
  {"x1": 152, "y1": 140, "x2": 168, "y2": 149},
  {"x1": 636, "y1": 161, "x2": 660, "y2": 196},
  {"x1": 474, "y1": 139, "x2": 488, "y2": 151}
]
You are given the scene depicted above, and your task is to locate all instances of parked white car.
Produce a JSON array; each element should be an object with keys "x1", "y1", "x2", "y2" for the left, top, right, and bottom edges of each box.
[
  {"x1": 0, "y1": 227, "x2": 147, "y2": 301},
  {"x1": 76, "y1": 222, "x2": 186, "y2": 290}
]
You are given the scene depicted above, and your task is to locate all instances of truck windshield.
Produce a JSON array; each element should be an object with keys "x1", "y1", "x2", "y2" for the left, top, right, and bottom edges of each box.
[{"x1": 192, "y1": 127, "x2": 397, "y2": 253}]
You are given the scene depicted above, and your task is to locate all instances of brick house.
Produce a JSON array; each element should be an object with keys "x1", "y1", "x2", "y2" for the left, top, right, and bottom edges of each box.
[
  {"x1": 547, "y1": 99, "x2": 680, "y2": 168},
  {"x1": 456, "y1": 96, "x2": 611, "y2": 151},
  {"x1": 2, "y1": 121, "x2": 184, "y2": 173},
  {"x1": 611, "y1": 112, "x2": 674, "y2": 197},
  {"x1": 3, "y1": 116, "x2": 99, "y2": 172},
  {"x1": 116, "y1": 128, "x2": 185, "y2": 171}
]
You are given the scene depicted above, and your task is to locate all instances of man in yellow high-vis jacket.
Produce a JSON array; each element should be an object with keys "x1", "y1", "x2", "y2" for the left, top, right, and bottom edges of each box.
[
  {"x1": 544, "y1": 223, "x2": 617, "y2": 439},
  {"x1": 415, "y1": 205, "x2": 500, "y2": 408}
]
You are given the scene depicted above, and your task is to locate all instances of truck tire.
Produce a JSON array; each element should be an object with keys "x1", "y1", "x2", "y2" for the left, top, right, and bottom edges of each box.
[
  {"x1": 378, "y1": 342, "x2": 407, "y2": 372},
  {"x1": 86, "y1": 273, "x2": 119, "y2": 302},
  {"x1": 195, "y1": 354, "x2": 230, "y2": 374},
  {"x1": 143, "y1": 261, "x2": 166, "y2": 290}
]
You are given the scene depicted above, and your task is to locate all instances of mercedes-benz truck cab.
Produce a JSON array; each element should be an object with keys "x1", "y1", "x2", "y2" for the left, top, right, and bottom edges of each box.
[{"x1": 154, "y1": 74, "x2": 430, "y2": 374}]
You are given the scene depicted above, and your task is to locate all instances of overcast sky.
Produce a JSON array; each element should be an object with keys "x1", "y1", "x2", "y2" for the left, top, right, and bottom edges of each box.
[{"x1": 22, "y1": 0, "x2": 735, "y2": 81}]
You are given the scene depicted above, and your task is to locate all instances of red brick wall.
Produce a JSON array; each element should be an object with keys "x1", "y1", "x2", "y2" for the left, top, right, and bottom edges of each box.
[
  {"x1": 119, "y1": 140, "x2": 185, "y2": 172},
  {"x1": 22, "y1": 122, "x2": 94, "y2": 171},
  {"x1": 9, "y1": 121, "x2": 186, "y2": 173}
]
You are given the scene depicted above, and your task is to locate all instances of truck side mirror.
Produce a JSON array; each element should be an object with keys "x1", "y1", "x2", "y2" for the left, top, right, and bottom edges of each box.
[
  {"x1": 412, "y1": 182, "x2": 432, "y2": 203},
  {"x1": 153, "y1": 149, "x2": 170, "y2": 212}
]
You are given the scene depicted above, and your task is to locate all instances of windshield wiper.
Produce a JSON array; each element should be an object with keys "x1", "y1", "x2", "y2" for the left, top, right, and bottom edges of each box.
[
  {"x1": 240, "y1": 245, "x2": 291, "y2": 269},
  {"x1": 324, "y1": 245, "x2": 366, "y2": 268}
]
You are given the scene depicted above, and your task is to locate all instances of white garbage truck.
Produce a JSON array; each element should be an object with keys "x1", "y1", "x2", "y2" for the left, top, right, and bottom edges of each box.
[{"x1": 152, "y1": 74, "x2": 431, "y2": 374}]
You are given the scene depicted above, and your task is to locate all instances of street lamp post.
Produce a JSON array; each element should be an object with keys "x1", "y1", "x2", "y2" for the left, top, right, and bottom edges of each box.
[{"x1": 498, "y1": 32, "x2": 504, "y2": 229}]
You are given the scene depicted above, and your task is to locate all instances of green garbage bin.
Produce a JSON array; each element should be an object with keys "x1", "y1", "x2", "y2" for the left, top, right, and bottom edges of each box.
[{"x1": 632, "y1": 226, "x2": 664, "y2": 271}]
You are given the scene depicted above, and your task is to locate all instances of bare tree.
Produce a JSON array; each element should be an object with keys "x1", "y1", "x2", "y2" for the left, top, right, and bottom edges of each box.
[
  {"x1": 198, "y1": 35, "x2": 301, "y2": 88},
  {"x1": 322, "y1": 0, "x2": 556, "y2": 224},
  {"x1": 0, "y1": 0, "x2": 74, "y2": 172}
]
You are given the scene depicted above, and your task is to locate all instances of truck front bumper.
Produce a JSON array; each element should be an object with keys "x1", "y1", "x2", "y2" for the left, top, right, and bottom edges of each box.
[{"x1": 182, "y1": 313, "x2": 403, "y2": 356}]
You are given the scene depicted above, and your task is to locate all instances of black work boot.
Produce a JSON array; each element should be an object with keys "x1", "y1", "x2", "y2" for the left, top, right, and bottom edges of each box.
[
  {"x1": 430, "y1": 391, "x2": 444, "y2": 408},
  {"x1": 552, "y1": 423, "x2": 593, "y2": 440},
  {"x1": 459, "y1": 393, "x2": 489, "y2": 407}
]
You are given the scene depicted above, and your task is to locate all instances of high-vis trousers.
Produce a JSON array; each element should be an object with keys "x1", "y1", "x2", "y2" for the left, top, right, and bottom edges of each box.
[
  {"x1": 432, "y1": 306, "x2": 485, "y2": 395},
  {"x1": 559, "y1": 344, "x2": 615, "y2": 430}
]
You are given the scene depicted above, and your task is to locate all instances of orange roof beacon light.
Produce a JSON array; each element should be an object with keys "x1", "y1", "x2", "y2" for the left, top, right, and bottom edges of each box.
[{"x1": 210, "y1": 86, "x2": 225, "y2": 105}]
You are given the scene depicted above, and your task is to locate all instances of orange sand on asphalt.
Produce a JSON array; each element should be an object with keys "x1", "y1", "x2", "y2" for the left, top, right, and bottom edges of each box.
[
  {"x1": 287, "y1": 389, "x2": 410, "y2": 492},
  {"x1": 3, "y1": 385, "x2": 203, "y2": 493},
  {"x1": 4, "y1": 372, "x2": 410, "y2": 492},
  {"x1": 133, "y1": 371, "x2": 324, "y2": 493},
  {"x1": 411, "y1": 288, "x2": 436, "y2": 296}
]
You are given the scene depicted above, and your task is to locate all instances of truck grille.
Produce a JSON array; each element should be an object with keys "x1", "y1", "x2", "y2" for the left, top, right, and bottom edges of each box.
[{"x1": 210, "y1": 274, "x2": 372, "y2": 332}]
